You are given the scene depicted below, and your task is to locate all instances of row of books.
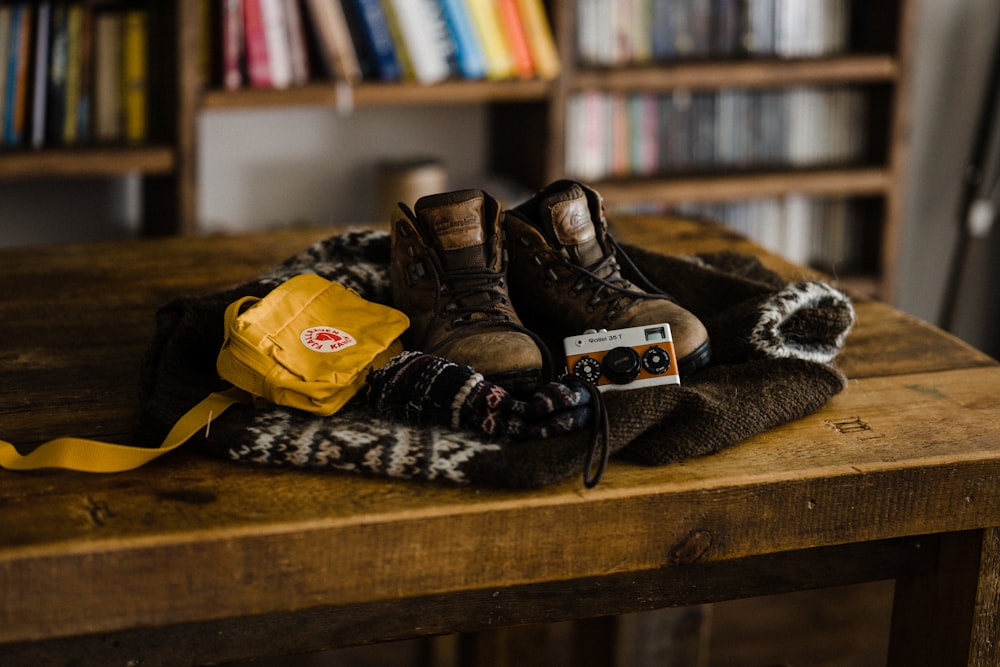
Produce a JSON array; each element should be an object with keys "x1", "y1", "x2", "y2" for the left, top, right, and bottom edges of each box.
[
  {"x1": 672, "y1": 195, "x2": 865, "y2": 272},
  {"x1": 217, "y1": 0, "x2": 560, "y2": 90},
  {"x1": 0, "y1": 2, "x2": 148, "y2": 150},
  {"x1": 565, "y1": 86, "x2": 868, "y2": 181},
  {"x1": 576, "y1": 0, "x2": 853, "y2": 66}
]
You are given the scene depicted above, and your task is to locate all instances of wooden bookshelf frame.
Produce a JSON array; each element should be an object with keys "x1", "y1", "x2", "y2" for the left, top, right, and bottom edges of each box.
[
  {"x1": 200, "y1": 79, "x2": 553, "y2": 110},
  {"x1": 0, "y1": 147, "x2": 174, "y2": 179},
  {"x1": 593, "y1": 168, "x2": 893, "y2": 206},
  {"x1": 570, "y1": 56, "x2": 901, "y2": 92}
]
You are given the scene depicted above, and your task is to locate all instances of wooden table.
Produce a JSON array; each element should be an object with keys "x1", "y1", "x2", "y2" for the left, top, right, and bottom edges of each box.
[{"x1": 2, "y1": 217, "x2": 999, "y2": 666}]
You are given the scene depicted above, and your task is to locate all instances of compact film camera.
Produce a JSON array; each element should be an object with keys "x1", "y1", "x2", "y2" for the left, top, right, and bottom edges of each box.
[{"x1": 563, "y1": 323, "x2": 681, "y2": 391}]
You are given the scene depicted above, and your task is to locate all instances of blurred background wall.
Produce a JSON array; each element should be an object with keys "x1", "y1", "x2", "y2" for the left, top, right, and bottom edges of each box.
[{"x1": 898, "y1": 0, "x2": 1000, "y2": 356}]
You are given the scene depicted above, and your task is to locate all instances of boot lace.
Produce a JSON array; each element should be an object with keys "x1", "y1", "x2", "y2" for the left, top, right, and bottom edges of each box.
[
  {"x1": 572, "y1": 374, "x2": 610, "y2": 488},
  {"x1": 558, "y1": 236, "x2": 675, "y2": 321},
  {"x1": 438, "y1": 265, "x2": 512, "y2": 327},
  {"x1": 433, "y1": 264, "x2": 556, "y2": 382}
]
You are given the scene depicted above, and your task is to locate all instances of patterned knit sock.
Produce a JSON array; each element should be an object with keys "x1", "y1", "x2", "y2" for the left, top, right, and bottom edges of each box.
[{"x1": 366, "y1": 351, "x2": 594, "y2": 438}]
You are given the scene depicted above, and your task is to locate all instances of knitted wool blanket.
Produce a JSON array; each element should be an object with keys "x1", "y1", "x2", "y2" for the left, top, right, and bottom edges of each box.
[{"x1": 138, "y1": 229, "x2": 853, "y2": 488}]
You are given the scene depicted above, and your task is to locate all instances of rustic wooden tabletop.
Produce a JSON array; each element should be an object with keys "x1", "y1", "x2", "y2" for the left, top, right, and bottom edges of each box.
[{"x1": 1, "y1": 216, "x2": 998, "y2": 666}]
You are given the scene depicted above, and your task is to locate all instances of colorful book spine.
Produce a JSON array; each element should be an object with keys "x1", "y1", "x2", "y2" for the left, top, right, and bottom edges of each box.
[
  {"x1": 338, "y1": 0, "x2": 374, "y2": 79},
  {"x1": 281, "y1": 0, "x2": 309, "y2": 85},
  {"x1": 355, "y1": 0, "x2": 403, "y2": 81},
  {"x1": 243, "y1": 0, "x2": 272, "y2": 88},
  {"x1": 76, "y1": 7, "x2": 94, "y2": 144},
  {"x1": 464, "y1": 0, "x2": 514, "y2": 79},
  {"x1": 628, "y1": 0, "x2": 652, "y2": 62},
  {"x1": 4, "y1": 5, "x2": 32, "y2": 147},
  {"x1": 122, "y1": 9, "x2": 148, "y2": 144},
  {"x1": 565, "y1": 86, "x2": 865, "y2": 180},
  {"x1": 379, "y1": 0, "x2": 415, "y2": 81},
  {"x1": 382, "y1": 0, "x2": 452, "y2": 84},
  {"x1": 45, "y1": 2, "x2": 68, "y2": 145},
  {"x1": 0, "y1": 7, "x2": 11, "y2": 144},
  {"x1": 423, "y1": 0, "x2": 462, "y2": 79},
  {"x1": 302, "y1": 0, "x2": 362, "y2": 84},
  {"x1": 438, "y1": 0, "x2": 486, "y2": 80},
  {"x1": 495, "y1": 0, "x2": 533, "y2": 78},
  {"x1": 574, "y1": 0, "x2": 851, "y2": 64},
  {"x1": 609, "y1": 92, "x2": 627, "y2": 176},
  {"x1": 324, "y1": 0, "x2": 363, "y2": 83},
  {"x1": 300, "y1": 0, "x2": 334, "y2": 80},
  {"x1": 31, "y1": 2, "x2": 52, "y2": 149},
  {"x1": 649, "y1": 0, "x2": 676, "y2": 59},
  {"x1": 221, "y1": 0, "x2": 245, "y2": 90},
  {"x1": 9, "y1": 3, "x2": 158, "y2": 147},
  {"x1": 514, "y1": 0, "x2": 559, "y2": 79},
  {"x1": 94, "y1": 10, "x2": 123, "y2": 143},
  {"x1": 63, "y1": 4, "x2": 82, "y2": 144},
  {"x1": 259, "y1": 0, "x2": 293, "y2": 88}
]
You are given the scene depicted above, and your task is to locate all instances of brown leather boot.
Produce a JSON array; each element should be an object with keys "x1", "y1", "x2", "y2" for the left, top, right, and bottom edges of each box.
[
  {"x1": 390, "y1": 189, "x2": 546, "y2": 392},
  {"x1": 504, "y1": 180, "x2": 711, "y2": 376}
]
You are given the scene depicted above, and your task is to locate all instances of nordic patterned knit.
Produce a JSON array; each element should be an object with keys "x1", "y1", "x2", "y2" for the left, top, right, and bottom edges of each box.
[
  {"x1": 138, "y1": 229, "x2": 853, "y2": 488},
  {"x1": 366, "y1": 351, "x2": 596, "y2": 439}
]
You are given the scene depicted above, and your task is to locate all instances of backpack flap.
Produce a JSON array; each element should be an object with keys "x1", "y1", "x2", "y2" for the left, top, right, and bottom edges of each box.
[{"x1": 217, "y1": 274, "x2": 409, "y2": 416}]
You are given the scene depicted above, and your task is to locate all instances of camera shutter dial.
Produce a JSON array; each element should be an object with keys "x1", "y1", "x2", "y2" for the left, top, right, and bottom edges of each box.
[
  {"x1": 572, "y1": 356, "x2": 603, "y2": 383},
  {"x1": 641, "y1": 345, "x2": 671, "y2": 374},
  {"x1": 602, "y1": 346, "x2": 641, "y2": 384}
]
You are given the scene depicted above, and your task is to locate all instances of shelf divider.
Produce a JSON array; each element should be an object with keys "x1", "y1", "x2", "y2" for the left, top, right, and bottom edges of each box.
[
  {"x1": 571, "y1": 56, "x2": 899, "y2": 92},
  {"x1": 0, "y1": 147, "x2": 175, "y2": 179}
]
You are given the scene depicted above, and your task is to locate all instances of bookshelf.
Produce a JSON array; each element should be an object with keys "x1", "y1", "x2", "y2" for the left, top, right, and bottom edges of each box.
[
  {"x1": 493, "y1": 0, "x2": 915, "y2": 300},
  {"x1": 0, "y1": 0, "x2": 912, "y2": 300},
  {"x1": 0, "y1": 2, "x2": 185, "y2": 235}
]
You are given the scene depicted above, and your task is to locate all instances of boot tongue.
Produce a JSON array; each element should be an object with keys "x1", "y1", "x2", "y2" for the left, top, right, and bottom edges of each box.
[
  {"x1": 415, "y1": 189, "x2": 489, "y2": 271},
  {"x1": 543, "y1": 184, "x2": 605, "y2": 269}
]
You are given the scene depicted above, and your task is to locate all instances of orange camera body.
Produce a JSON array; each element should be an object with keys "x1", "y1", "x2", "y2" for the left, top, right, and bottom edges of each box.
[{"x1": 563, "y1": 323, "x2": 681, "y2": 391}]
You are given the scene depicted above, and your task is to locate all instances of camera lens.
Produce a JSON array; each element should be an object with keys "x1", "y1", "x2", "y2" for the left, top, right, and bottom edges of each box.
[{"x1": 602, "y1": 347, "x2": 641, "y2": 384}]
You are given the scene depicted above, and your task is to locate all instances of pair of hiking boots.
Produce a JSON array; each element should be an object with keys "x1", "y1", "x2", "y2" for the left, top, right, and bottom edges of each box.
[{"x1": 390, "y1": 180, "x2": 711, "y2": 393}]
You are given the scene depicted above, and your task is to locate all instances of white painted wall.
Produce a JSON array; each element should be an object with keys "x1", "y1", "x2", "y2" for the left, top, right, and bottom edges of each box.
[
  {"x1": 0, "y1": 176, "x2": 140, "y2": 246},
  {"x1": 898, "y1": 0, "x2": 1000, "y2": 355},
  {"x1": 197, "y1": 104, "x2": 490, "y2": 232}
]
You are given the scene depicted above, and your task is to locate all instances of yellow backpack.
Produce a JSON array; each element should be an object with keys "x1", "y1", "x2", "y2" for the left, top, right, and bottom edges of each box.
[{"x1": 0, "y1": 274, "x2": 409, "y2": 472}]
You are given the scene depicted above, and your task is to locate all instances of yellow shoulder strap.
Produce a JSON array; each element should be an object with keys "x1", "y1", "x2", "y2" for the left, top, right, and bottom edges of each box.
[{"x1": 0, "y1": 388, "x2": 248, "y2": 473}]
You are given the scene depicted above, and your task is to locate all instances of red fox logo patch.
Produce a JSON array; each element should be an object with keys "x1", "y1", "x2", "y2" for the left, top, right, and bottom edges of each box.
[{"x1": 300, "y1": 326, "x2": 356, "y2": 353}]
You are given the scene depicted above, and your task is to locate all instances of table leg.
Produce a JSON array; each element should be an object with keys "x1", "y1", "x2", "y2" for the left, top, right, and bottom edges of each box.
[
  {"x1": 969, "y1": 527, "x2": 1000, "y2": 666},
  {"x1": 888, "y1": 528, "x2": 1000, "y2": 667}
]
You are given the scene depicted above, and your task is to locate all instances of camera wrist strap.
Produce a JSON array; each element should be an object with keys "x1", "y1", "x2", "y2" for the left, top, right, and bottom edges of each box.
[{"x1": 0, "y1": 388, "x2": 249, "y2": 472}]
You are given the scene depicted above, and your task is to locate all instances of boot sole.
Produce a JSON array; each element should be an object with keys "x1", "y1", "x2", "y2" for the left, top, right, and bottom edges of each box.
[{"x1": 678, "y1": 338, "x2": 712, "y2": 378}]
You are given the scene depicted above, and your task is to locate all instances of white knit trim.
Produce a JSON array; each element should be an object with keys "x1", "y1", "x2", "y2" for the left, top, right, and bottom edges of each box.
[
  {"x1": 451, "y1": 372, "x2": 485, "y2": 430},
  {"x1": 748, "y1": 281, "x2": 855, "y2": 364}
]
